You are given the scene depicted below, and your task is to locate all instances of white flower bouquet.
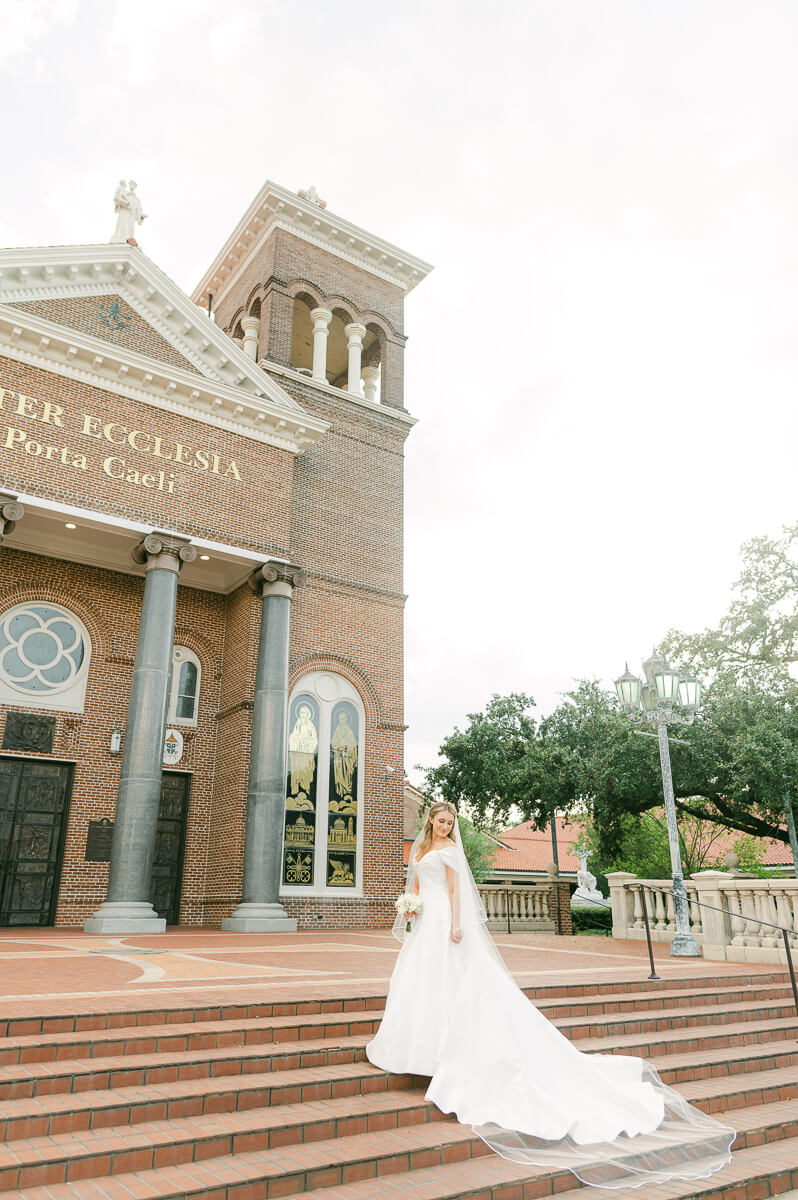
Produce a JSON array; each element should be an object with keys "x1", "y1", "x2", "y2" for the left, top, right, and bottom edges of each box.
[{"x1": 395, "y1": 892, "x2": 423, "y2": 932}]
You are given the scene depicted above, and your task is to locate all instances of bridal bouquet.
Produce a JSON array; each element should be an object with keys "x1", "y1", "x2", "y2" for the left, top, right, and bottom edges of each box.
[{"x1": 395, "y1": 892, "x2": 423, "y2": 932}]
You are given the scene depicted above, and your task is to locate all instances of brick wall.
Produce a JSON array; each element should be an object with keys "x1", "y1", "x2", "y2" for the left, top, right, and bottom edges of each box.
[
  {"x1": 0, "y1": 358, "x2": 295, "y2": 554},
  {"x1": 0, "y1": 549, "x2": 226, "y2": 927}
]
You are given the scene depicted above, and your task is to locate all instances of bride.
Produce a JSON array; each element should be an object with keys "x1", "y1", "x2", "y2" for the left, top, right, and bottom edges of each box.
[{"x1": 366, "y1": 801, "x2": 735, "y2": 1190}]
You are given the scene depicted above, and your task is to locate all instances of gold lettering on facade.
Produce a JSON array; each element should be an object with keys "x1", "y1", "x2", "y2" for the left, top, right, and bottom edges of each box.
[
  {"x1": 0, "y1": 383, "x2": 244, "y2": 493},
  {"x1": 41, "y1": 402, "x2": 64, "y2": 427},
  {"x1": 102, "y1": 456, "x2": 176, "y2": 493},
  {"x1": 15, "y1": 394, "x2": 37, "y2": 418},
  {"x1": 80, "y1": 414, "x2": 102, "y2": 438}
]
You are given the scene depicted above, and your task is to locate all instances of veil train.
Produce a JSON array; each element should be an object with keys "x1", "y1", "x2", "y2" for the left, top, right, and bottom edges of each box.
[{"x1": 395, "y1": 815, "x2": 734, "y2": 1190}]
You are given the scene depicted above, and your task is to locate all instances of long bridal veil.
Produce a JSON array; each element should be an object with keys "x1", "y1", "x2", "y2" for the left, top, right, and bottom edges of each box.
[{"x1": 407, "y1": 815, "x2": 734, "y2": 1190}]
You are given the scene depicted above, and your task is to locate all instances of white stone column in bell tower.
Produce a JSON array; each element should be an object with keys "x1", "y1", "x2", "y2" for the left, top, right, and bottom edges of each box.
[
  {"x1": 361, "y1": 365, "x2": 380, "y2": 404},
  {"x1": 241, "y1": 316, "x2": 261, "y2": 361},
  {"x1": 310, "y1": 307, "x2": 332, "y2": 381},
  {"x1": 344, "y1": 322, "x2": 367, "y2": 395}
]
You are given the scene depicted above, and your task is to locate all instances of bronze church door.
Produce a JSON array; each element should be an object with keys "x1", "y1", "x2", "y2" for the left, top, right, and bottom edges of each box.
[
  {"x1": 148, "y1": 771, "x2": 190, "y2": 925},
  {"x1": 0, "y1": 758, "x2": 73, "y2": 926}
]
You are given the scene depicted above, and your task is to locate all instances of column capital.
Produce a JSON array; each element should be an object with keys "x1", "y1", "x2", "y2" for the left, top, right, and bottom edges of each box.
[
  {"x1": 310, "y1": 306, "x2": 332, "y2": 329},
  {"x1": 0, "y1": 493, "x2": 24, "y2": 544},
  {"x1": 132, "y1": 531, "x2": 197, "y2": 574},
  {"x1": 344, "y1": 322, "x2": 367, "y2": 344},
  {"x1": 249, "y1": 561, "x2": 307, "y2": 598},
  {"x1": 241, "y1": 315, "x2": 261, "y2": 334}
]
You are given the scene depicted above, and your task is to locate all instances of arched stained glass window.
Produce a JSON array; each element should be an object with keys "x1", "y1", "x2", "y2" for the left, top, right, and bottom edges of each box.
[{"x1": 280, "y1": 672, "x2": 364, "y2": 897}]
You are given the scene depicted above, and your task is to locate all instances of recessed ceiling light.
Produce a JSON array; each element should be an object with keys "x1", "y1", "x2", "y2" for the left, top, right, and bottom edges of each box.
[
  {"x1": 65, "y1": 523, "x2": 77, "y2": 529},
  {"x1": 199, "y1": 554, "x2": 210, "y2": 560}
]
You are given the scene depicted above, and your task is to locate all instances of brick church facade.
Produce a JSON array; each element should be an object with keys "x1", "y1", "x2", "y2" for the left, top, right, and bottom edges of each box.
[{"x1": 0, "y1": 180, "x2": 431, "y2": 930}]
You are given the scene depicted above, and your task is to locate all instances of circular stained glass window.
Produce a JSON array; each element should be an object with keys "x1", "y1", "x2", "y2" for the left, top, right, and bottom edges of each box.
[{"x1": 0, "y1": 604, "x2": 88, "y2": 695}]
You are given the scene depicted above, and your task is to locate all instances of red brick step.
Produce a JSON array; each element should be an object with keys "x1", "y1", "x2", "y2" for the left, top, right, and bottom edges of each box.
[
  {"x1": 1, "y1": 1118, "x2": 494, "y2": 1199},
  {"x1": 0, "y1": 1086, "x2": 794, "y2": 1194},
  {"x1": 0, "y1": 1088, "x2": 447, "y2": 1191},
  {"x1": 274, "y1": 1136, "x2": 798, "y2": 1200},
  {"x1": 0, "y1": 1011, "x2": 381, "y2": 1068},
  {"x1": 0, "y1": 1060, "x2": 423, "y2": 1142},
  {"x1": 0, "y1": 971, "x2": 786, "y2": 1038},
  {"x1": 0, "y1": 1033, "x2": 374, "y2": 1099}
]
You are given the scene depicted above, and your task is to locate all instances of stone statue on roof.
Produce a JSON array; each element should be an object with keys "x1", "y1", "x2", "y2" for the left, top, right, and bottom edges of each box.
[
  {"x1": 298, "y1": 185, "x2": 327, "y2": 209},
  {"x1": 110, "y1": 180, "x2": 147, "y2": 245}
]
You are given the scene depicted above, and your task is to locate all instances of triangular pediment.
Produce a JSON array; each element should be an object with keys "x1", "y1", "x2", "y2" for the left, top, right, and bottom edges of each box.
[
  {"x1": 11, "y1": 293, "x2": 200, "y2": 373},
  {"x1": 0, "y1": 243, "x2": 328, "y2": 455}
]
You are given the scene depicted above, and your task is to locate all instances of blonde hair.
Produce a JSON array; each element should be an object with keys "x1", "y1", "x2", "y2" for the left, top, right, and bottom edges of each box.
[{"x1": 416, "y1": 801, "x2": 458, "y2": 860}]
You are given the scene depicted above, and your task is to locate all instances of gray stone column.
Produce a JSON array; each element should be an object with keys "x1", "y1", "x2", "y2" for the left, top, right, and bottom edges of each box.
[
  {"x1": 0, "y1": 493, "x2": 24, "y2": 543},
  {"x1": 222, "y1": 562, "x2": 306, "y2": 932},
  {"x1": 85, "y1": 532, "x2": 196, "y2": 933}
]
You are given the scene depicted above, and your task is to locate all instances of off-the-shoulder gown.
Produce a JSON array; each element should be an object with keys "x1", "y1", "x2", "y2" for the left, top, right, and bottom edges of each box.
[{"x1": 366, "y1": 846, "x2": 734, "y2": 1190}]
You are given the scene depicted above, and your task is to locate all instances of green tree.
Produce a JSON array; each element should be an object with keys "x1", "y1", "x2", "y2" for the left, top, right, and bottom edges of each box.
[
  {"x1": 575, "y1": 809, "x2": 769, "y2": 882},
  {"x1": 662, "y1": 522, "x2": 798, "y2": 688},
  {"x1": 422, "y1": 693, "x2": 540, "y2": 828},
  {"x1": 457, "y1": 817, "x2": 497, "y2": 883},
  {"x1": 422, "y1": 680, "x2": 798, "y2": 862}
]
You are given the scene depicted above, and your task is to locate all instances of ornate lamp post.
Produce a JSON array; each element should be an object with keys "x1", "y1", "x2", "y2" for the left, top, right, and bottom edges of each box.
[{"x1": 615, "y1": 653, "x2": 702, "y2": 957}]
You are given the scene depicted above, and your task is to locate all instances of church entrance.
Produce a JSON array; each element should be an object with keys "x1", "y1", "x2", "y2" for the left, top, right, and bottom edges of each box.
[
  {"x1": 0, "y1": 757, "x2": 73, "y2": 926},
  {"x1": 149, "y1": 771, "x2": 191, "y2": 925}
]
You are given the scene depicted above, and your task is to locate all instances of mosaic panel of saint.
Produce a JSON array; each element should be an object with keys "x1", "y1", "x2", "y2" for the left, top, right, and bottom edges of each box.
[
  {"x1": 283, "y1": 694, "x2": 319, "y2": 886},
  {"x1": 327, "y1": 701, "x2": 359, "y2": 887}
]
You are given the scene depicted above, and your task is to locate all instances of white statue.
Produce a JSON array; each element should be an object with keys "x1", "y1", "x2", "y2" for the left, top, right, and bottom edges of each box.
[
  {"x1": 298, "y1": 184, "x2": 327, "y2": 209},
  {"x1": 576, "y1": 848, "x2": 598, "y2": 893},
  {"x1": 110, "y1": 180, "x2": 147, "y2": 244},
  {"x1": 571, "y1": 841, "x2": 606, "y2": 908}
]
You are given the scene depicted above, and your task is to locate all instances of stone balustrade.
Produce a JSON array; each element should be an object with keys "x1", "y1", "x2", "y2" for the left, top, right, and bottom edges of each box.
[
  {"x1": 606, "y1": 870, "x2": 798, "y2": 964},
  {"x1": 478, "y1": 883, "x2": 559, "y2": 933}
]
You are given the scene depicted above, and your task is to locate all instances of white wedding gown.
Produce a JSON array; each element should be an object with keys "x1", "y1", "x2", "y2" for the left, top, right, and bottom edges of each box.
[{"x1": 366, "y1": 845, "x2": 735, "y2": 1190}]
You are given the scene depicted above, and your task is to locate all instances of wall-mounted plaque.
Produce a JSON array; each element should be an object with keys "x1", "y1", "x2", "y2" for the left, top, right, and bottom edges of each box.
[
  {"x1": 2, "y1": 711, "x2": 56, "y2": 753},
  {"x1": 85, "y1": 818, "x2": 114, "y2": 862},
  {"x1": 163, "y1": 729, "x2": 184, "y2": 766}
]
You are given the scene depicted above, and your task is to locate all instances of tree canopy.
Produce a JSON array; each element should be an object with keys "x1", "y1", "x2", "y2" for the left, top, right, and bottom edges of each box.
[
  {"x1": 422, "y1": 523, "x2": 798, "y2": 862},
  {"x1": 575, "y1": 808, "x2": 769, "y2": 886},
  {"x1": 422, "y1": 679, "x2": 798, "y2": 861},
  {"x1": 662, "y1": 522, "x2": 798, "y2": 688}
]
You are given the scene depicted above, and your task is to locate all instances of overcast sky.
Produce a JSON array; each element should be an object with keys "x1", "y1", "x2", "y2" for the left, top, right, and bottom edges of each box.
[{"x1": 2, "y1": 1, "x2": 797, "y2": 780}]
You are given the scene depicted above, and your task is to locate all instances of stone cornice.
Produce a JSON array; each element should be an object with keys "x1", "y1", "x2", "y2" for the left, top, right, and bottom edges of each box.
[
  {"x1": 191, "y1": 181, "x2": 433, "y2": 312},
  {"x1": 0, "y1": 302, "x2": 328, "y2": 455},
  {"x1": 261, "y1": 359, "x2": 417, "y2": 428},
  {"x1": 0, "y1": 243, "x2": 327, "y2": 428}
]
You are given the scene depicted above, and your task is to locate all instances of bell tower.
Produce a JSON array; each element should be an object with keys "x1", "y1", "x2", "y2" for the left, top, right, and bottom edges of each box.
[
  {"x1": 191, "y1": 183, "x2": 432, "y2": 925},
  {"x1": 193, "y1": 182, "x2": 431, "y2": 412}
]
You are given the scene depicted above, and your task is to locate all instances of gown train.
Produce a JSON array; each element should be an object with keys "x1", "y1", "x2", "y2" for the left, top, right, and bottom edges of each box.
[{"x1": 366, "y1": 844, "x2": 734, "y2": 1190}]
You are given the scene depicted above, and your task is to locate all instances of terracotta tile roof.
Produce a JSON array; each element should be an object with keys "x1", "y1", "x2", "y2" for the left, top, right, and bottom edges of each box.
[
  {"x1": 401, "y1": 783, "x2": 797, "y2": 874},
  {"x1": 495, "y1": 817, "x2": 797, "y2": 872},
  {"x1": 492, "y1": 817, "x2": 581, "y2": 874},
  {"x1": 763, "y1": 839, "x2": 794, "y2": 865},
  {"x1": 403, "y1": 816, "x2": 582, "y2": 873}
]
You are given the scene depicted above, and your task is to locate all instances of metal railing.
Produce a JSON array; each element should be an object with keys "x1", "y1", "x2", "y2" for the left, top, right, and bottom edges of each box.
[{"x1": 626, "y1": 882, "x2": 798, "y2": 1017}]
